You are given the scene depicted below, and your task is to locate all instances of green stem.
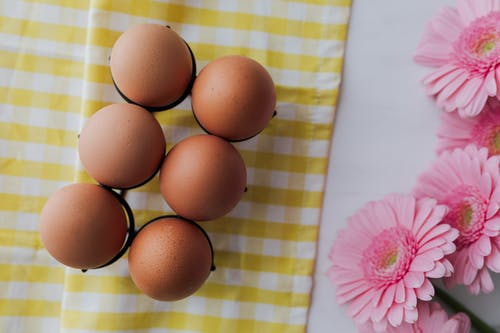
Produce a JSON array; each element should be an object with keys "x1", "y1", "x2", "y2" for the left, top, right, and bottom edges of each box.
[{"x1": 434, "y1": 284, "x2": 497, "y2": 333}]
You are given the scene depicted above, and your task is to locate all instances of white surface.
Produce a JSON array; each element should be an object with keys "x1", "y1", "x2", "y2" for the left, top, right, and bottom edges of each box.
[{"x1": 310, "y1": 0, "x2": 500, "y2": 332}]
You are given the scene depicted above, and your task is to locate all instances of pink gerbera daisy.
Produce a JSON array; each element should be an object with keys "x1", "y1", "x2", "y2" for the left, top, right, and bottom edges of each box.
[
  {"x1": 437, "y1": 97, "x2": 500, "y2": 155},
  {"x1": 414, "y1": 145, "x2": 500, "y2": 294},
  {"x1": 357, "y1": 301, "x2": 471, "y2": 333},
  {"x1": 414, "y1": 0, "x2": 500, "y2": 117},
  {"x1": 328, "y1": 194, "x2": 458, "y2": 332}
]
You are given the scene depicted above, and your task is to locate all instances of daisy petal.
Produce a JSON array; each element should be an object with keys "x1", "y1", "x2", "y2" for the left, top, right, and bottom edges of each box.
[
  {"x1": 404, "y1": 306, "x2": 419, "y2": 324},
  {"x1": 410, "y1": 254, "x2": 436, "y2": 272},
  {"x1": 486, "y1": 203, "x2": 500, "y2": 220},
  {"x1": 337, "y1": 282, "x2": 372, "y2": 305},
  {"x1": 395, "y1": 280, "x2": 406, "y2": 304},
  {"x1": 486, "y1": 246, "x2": 500, "y2": 271},
  {"x1": 479, "y1": 268, "x2": 494, "y2": 293},
  {"x1": 461, "y1": 89, "x2": 489, "y2": 117},
  {"x1": 425, "y1": 261, "x2": 446, "y2": 278},
  {"x1": 468, "y1": 250, "x2": 484, "y2": 270},
  {"x1": 485, "y1": 70, "x2": 497, "y2": 96},
  {"x1": 484, "y1": 217, "x2": 500, "y2": 231},
  {"x1": 468, "y1": 281, "x2": 481, "y2": 295},
  {"x1": 478, "y1": 235, "x2": 492, "y2": 256},
  {"x1": 422, "y1": 64, "x2": 459, "y2": 85},
  {"x1": 432, "y1": 6, "x2": 464, "y2": 41},
  {"x1": 436, "y1": 71, "x2": 470, "y2": 106},
  {"x1": 419, "y1": 224, "x2": 451, "y2": 244},
  {"x1": 370, "y1": 303, "x2": 389, "y2": 323},
  {"x1": 457, "y1": 0, "x2": 483, "y2": 23},
  {"x1": 381, "y1": 284, "x2": 396, "y2": 309},
  {"x1": 412, "y1": 198, "x2": 437, "y2": 234},
  {"x1": 427, "y1": 68, "x2": 467, "y2": 95},
  {"x1": 404, "y1": 271, "x2": 425, "y2": 288},
  {"x1": 347, "y1": 289, "x2": 374, "y2": 317},
  {"x1": 414, "y1": 43, "x2": 452, "y2": 67},
  {"x1": 406, "y1": 288, "x2": 417, "y2": 308},
  {"x1": 372, "y1": 320, "x2": 387, "y2": 332},
  {"x1": 415, "y1": 279, "x2": 434, "y2": 301},
  {"x1": 387, "y1": 304, "x2": 404, "y2": 327},
  {"x1": 463, "y1": 259, "x2": 479, "y2": 284},
  {"x1": 455, "y1": 77, "x2": 483, "y2": 109}
]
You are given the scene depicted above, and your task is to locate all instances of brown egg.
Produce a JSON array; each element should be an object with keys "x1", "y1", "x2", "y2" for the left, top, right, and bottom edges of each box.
[
  {"x1": 191, "y1": 55, "x2": 276, "y2": 141},
  {"x1": 128, "y1": 216, "x2": 213, "y2": 301},
  {"x1": 110, "y1": 24, "x2": 194, "y2": 110},
  {"x1": 159, "y1": 134, "x2": 247, "y2": 221},
  {"x1": 39, "y1": 183, "x2": 128, "y2": 269},
  {"x1": 78, "y1": 103, "x2": 166, "y2": 189}
]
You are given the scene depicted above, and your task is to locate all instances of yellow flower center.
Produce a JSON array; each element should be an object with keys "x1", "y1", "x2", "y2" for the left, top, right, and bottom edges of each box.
[
  {"x1": 476, "y1": 36, "x2": 498, "y2": 55},
  {"x1": 380, "y1": 249, "x2": 398, "y2": 268},
  {"x1": 493, "y1": 131, "x2": 500, "y2": 151},
  {"x1": 460, "y1": 205, "x2": 473, "y2": 228}
]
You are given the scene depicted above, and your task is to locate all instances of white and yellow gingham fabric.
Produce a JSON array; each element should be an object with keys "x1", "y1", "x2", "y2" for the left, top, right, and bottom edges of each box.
[{"x1": 0, "y1": 1, "x2": 351, "y2": 332}]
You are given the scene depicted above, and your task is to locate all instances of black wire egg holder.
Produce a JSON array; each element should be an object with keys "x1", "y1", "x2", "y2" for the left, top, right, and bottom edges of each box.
[{"x1": 79, "y1": 25, "x2": 276, "y2": 274}]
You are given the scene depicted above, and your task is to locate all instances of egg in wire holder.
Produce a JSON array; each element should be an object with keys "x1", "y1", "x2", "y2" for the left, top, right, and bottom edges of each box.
[
  {"x1": 134, "y1": 215, "x2": 216, "y2": 272},
  {"x1": 111, "y1": 35, "x2": 197, "y2": 112},
  {"x1": 109, "y1": 25, "x2": 197, "y2": 113}
]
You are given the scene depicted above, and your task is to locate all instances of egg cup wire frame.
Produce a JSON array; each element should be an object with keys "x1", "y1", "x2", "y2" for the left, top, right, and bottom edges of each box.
[
  {"x1": 137, "y1": 214, "x2": 216, "y2": 272},
  {"x1": 111, "y1": 38, "x2": 197, "y2": 113},
  {"x1": 190, "y1": 105, "x2": 278, "y2": 143},
  {"x1": 81, "y1": 184, "x2": 136, "y2": 273}
]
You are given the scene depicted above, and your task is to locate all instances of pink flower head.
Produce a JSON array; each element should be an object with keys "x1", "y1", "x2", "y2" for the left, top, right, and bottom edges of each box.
[
  {"x1": 437, "y1": 97, "x2": 500, "y2": 155},
  {"x1": 357, "y1": 301, "x2": 471, "y2": 333},
  {"x1": 414, "y1": 145, "x2": 500, "y2": 294},
  {"x1": 415, "y1": 0, "x2": 500, "y2": 117},
  {"x1": 328, "y1": 194, "x2": 458, "y2": 332}
]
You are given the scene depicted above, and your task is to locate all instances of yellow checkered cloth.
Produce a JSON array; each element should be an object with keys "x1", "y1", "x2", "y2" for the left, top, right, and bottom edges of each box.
[{"x1": 0, "y1": 0, "x2": 351, "y2": 332}]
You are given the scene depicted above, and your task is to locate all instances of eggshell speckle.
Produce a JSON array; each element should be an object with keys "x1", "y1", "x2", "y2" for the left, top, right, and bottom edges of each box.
[
  {"x1": 39, "y1": 183, "x2": 128, "y2": 269},
  {"x1": 159, "y1": 134, "x2": 247, "y2": 221},
  {"x1": 110, "y1": 24, "x2": 194, "y2": 109},
  {"x1": 191, "y1": 55, "x2": 276, "y2": 141},
  {"x1": 128, "y1": 217, "x2": 213, "y2": 301},
  {"x1": 78, "y1": 103, "x2": 166, "y2": 189}
]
